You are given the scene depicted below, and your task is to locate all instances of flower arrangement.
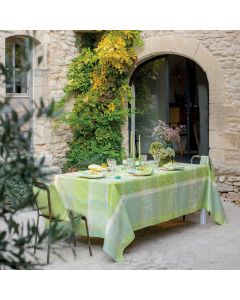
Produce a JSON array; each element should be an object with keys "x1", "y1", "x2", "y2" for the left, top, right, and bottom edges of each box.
[
  {"x1": 153, "y1": 120, "x2": 184, "y2": 144},
  {"x1": 149, "y1": 141, "x2": 175, "y2": 166}
]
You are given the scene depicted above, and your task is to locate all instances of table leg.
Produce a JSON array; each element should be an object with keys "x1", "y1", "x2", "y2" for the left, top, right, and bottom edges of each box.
[{"x1": 200, "y1": 208, "x2": 207, "y2": 225}]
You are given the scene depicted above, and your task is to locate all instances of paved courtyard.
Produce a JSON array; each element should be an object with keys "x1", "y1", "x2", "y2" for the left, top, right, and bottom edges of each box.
[{"x1": 21, "y1": 201, "x2": 240, "y2": 269}]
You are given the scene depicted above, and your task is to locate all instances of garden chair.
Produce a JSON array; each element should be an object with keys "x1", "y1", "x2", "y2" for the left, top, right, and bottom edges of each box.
[
  {"x1": 191, "y1": 155, "x2": 202, "y2": 164},
  {"x1": 182, "y1": 155, "x2": 211, "y2": 221},
  {"x1": 33, "y1": 179, "x2": 92, "y2": 264}
]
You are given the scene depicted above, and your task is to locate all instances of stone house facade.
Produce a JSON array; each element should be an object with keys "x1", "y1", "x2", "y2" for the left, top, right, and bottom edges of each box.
[{"x1": 0, "y1": 30, "x2": 240, "y2": 202}]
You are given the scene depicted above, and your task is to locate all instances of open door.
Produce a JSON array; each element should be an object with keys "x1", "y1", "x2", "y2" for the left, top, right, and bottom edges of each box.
[
  {"x1": 130, "y1": 54, "x2": 209, "y2": 161},
  {"x1": 130, "y1": 57, "x2": 169, "y2": 156}
]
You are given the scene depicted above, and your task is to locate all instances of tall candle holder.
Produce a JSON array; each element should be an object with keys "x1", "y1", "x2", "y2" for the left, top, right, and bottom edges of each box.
[
  {"x1": 127, "y1": 156, "x2": 136, "y2": 169},
  {"x1": 129, "y1": 130, "x2": 136, "y2": 169}
]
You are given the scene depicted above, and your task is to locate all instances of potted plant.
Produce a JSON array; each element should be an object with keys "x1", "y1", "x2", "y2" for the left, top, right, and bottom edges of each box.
[{"x1": 149, "y1": 141, "x2": 175, "y2": 167}]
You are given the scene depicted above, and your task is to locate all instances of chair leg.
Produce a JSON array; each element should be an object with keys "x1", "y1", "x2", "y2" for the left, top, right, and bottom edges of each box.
[
  {"x1": 72, "y1": 232, "x2": 76, "y2": 248},
  {"x1": 69, "y1": 211, "x2": 77, "y2": 248},
  {"x1": 47, "y1": 223, "x2": 52, "y2": 264},
  {"x1": 183, "y1": 215, "x2": 186, "y2": 221},
  {"x1": 83, "y1": 216, "x2": 92, "y2": 257},
  {"x1": 34, "y1": 214, "x2": 39, "y2": 254}
]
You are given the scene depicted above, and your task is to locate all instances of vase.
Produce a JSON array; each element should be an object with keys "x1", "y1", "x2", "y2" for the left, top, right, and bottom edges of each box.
[
  {"x1": 165, "y1": 143, "x2": 173, "y2": 149},
  {"x1": 158, "y1": 157, "x2": 171, "y2": 167}
]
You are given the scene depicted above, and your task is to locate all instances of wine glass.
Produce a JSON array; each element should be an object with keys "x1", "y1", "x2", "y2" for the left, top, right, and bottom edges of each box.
[
  {"x1": 140, "y1": 154, "x2": 147, "y2": 166},
  {"x1": 107, "y1": 158, "x2": 117, "y2": 173},
  {"x1": 153, "y1": 154, "x2": 161, "y2": 169},
  {"x1": 126, "y1": 157, "x2": 134, "y2": 169}
]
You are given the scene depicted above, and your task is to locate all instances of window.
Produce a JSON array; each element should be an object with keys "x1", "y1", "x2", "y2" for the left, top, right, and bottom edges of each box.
[{"x1": 5, "y1": 36, "x2": 31, "y2": 94}]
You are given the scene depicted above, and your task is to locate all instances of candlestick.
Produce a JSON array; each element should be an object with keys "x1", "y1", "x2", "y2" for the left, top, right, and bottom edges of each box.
[
  {"x1": 133, "y1": 134, "x2": 135, "y2": 160},
  {"x1": 138, "y1": 134, "x2": 141, "y2": 159},
  {"x1": 130, "y1": 131, "x2": 133, "y2": 158}
]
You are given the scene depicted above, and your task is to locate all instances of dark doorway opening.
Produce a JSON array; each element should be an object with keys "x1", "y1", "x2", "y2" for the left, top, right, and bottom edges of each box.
[{"x1": 130, "y1": 54, "x2": 209, "y2": 162}]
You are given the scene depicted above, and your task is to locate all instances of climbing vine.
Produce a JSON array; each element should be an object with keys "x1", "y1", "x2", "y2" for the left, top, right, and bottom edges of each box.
[{"x1": 56, "y1": 30, "x2": 143, "y2": 169}]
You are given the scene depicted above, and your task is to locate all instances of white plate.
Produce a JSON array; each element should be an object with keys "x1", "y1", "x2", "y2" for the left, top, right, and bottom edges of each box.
[
  {"x1": 134, "y1": 172, "x2": 153, "y2": 176},
  {"x1": 160, "y1": 166, "x2": 185, "y2": 171},
  {"x1": 128, "y1": 169, "x2": 153, "y2": 176},
  {"x1": 77, "y1": 171, "x2": 104, "y2": 179}
]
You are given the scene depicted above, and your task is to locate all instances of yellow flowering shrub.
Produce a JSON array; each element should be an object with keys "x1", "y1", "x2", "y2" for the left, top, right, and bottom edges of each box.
[
  {"x1": 56, "y1": 31, "x2": 143, "y2": 168},
  {"x1": 96, "y1": 32, "x2": 137, "y2": 74}
]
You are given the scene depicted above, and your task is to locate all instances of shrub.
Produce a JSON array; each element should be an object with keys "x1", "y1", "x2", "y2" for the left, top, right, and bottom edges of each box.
[{"x1": 55, "y1": 31, "x2": 144, "y2": 168}]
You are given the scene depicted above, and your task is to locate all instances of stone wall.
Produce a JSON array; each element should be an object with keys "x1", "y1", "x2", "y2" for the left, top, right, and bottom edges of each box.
[
  {"x1": 1, "y1": 30, "x2": 239, "y2": 193},
  {"x1": 135, "y1": 30, "x2": 240, "y2": 203},
  {"x1": 47, "y1": 30, "x2": 78, "y2": 167},
  {"x1": 140, "y1": 31, "x2": 240, "y2": 174},
  {"x1": 216, "y1": 175, "x2": 240, "y2": 204},
  {"x1": 43, "y1": 31, "x2": 240, "y2": 178},
  {"x1": 0, "y1": 30, "x2": 78, "y2": 169}
]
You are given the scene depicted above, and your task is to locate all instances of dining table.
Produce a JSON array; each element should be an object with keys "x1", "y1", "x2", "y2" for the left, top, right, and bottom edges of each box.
[{"x1": 53, "y1": 157, "x2": 227, "y2": 262}]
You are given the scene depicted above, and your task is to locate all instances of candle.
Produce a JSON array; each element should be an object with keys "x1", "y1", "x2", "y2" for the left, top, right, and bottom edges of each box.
[
  {"x1": 130, "y1": 131, "x2": 133, "y2": 158},
  {"x1": 138, "y1": 134, "x2": 141, "y2": 159},
  {"x1": 132, "y1": 132, "x2": 135, "y2": 160}
]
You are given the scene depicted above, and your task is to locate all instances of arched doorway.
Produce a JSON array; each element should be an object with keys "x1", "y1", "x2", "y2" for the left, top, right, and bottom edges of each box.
[
  {"x1": 130, "y1": 54, "x2": 209, "y2": 161},
  {"x1": 125, "y1": 35, "x2": 226, "y2": 167}
]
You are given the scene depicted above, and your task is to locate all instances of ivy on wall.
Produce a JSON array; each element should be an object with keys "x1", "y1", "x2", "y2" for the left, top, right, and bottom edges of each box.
[{"x1": 56, "y1": 31, "x2": 143, "y2": 169}]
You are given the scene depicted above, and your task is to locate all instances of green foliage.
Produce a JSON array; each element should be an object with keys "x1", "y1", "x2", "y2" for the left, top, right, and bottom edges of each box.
[
  {"x1": 0, "y1": 95, "x2": 54, "y2": 269},
  {"x1": 4, "y1": 176, "x2": 32, "y2": 209},
  {"x1": 149, "y1": 141, "x2": 175, "y2": 160},
  {"x1": 64, "y1": 48, "x2": 97, "y2": 96},
  {"x1": 0, "y1": 34, "x2": 65, "y2": 269},
  {"x1": 56, "y1": 31, "x2": 144, "y2": 169},
  {"x1": 75, "y1": 31, "x2": 104, "y2": 51}
]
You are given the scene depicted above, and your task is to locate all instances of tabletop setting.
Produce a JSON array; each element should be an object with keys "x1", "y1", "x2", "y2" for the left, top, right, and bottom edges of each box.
[{"x1": 50, "y1": 129, "x2": 226, "y2": 262}]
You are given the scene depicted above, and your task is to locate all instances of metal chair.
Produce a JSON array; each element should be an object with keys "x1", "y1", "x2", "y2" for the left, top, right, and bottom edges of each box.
[
  {"x1": 191, "y1": 155, "x2": 202, "y2": 164},
  {"x1": 33, "y1": 179, "x2": 92, "y2": 264}
]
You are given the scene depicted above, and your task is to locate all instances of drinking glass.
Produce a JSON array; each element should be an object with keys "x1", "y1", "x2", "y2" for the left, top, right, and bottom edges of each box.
[
  {"x1": 140, "y1": 154, "x2": 147, "y2": 165},
  {"x1": 107, "y1": 158, "x2": 117, "y2": 173},
  {"x1": 122, "y1": 158, "x2": 128, "y2": 166},
  {"x1": 126, "y1": 157, "x2": 134, "y2": 169},
  {"x1": 153, "y1": 154, "x2": 161, "y2": 169}
]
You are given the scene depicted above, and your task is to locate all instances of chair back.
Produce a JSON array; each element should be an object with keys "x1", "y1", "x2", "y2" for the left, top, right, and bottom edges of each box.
[
  {"x1": 33, "y1": 179, "x2": 53, "y2": 222},
  {"x1": 33, "y1": 179, "x2": 69, "y2": 222},
  {"x1": 191, "y1": 155, "x2": 201, "y2": 164},
  {"x1": 191, "y1": 155, "x2": 211, "y2": 166}
]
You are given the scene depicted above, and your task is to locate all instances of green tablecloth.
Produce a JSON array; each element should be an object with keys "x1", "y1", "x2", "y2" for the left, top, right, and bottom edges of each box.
[{"x1": 54, "y1": 160, "x2": 226, "y2": 261}]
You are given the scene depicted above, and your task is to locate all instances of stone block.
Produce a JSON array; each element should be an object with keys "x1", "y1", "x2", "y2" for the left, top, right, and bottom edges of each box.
[
  {"x1": 223, "y1": 150, "x2": 240, "y2": 167},
  {"x1": 227, "y1": 176, "x2": 240, "y2": 182},
  {"x1": 218, "y1": 176, "x2": 225, "y2": 183},
  {"x1": 209, "y1": 148, "x2": 223, "y2": 165},
  {"x1": 220, "y1": 193, "x2": 227, "y2": 198},
  {"x1": 209, "y1": 131, "x2": 238, "y2": 150},
  {"x1": 209, "y1": 116, "x2": 226, "y2": 132},
  {"x1": 233, "y1": 182, "x2": 240, "y2": 187},
  {"x1": 194, "y1": 43, "x2": 219, "y2": 73},
  {"x1": 173, "y1": 37, "x2": 199, "y2": 59},
  {"x1": 217, "y1": 183, "x2": 234, "y2": 192},
  {"x1": 216, "y1": 166, "x2": 240, "y2": 176},
  {"x1": 209, "y1": 103, "x2": 238, "y2": 118},
  {"x1": 207, "y1": 64, "x2": 225, "y2": 92},
  {"x1": 225, "y1": 117, "x2": 240, "y2": 133},
  {"x1": 148, "y1": 36, "x2": 174, "y2": 56},
  {"x1": 226, "y1": 192, "x2": 240, "y2": 201},
  {"x1": 135, "y1": 38, "x2": 151, "y2": 64},
  {"x1": 34, "y1": 123, "x2": 52, "y2": 145}
]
